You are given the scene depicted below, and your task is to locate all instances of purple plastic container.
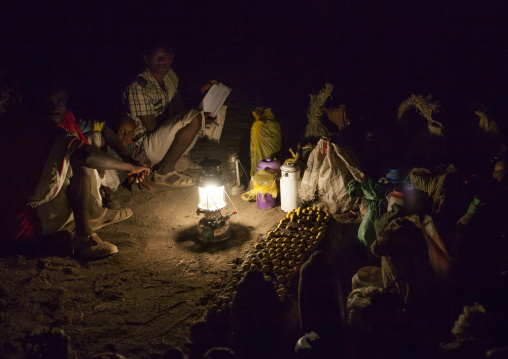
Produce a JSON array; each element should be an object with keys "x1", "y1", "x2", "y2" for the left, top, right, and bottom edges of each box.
[
  {"x1": 257, "y1": 193, "x2": 276, "y2": 210},
  {"x1": 256, "y1": 158, "x2": 282, "y2": 174}
]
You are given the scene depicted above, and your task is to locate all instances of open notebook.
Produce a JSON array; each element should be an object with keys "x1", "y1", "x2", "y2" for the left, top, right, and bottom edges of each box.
[{"x1": 199, "y1": 83, "x2": 232, "y2": 117}]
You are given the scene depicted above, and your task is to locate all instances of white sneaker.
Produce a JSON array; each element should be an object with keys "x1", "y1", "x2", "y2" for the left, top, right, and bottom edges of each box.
[{"x1": 72, "y1": 233, "x2": 118, "y2": 258}]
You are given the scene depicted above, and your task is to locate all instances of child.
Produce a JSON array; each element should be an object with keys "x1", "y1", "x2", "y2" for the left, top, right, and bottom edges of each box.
[{"x1": 115, "y1": 116, "x2": 154, "y2": 190}]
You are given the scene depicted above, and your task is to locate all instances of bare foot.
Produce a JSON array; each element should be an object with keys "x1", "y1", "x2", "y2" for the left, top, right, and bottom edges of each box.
[{"x1": 141, "y1": 178, "x2": 155, "y2": 190}]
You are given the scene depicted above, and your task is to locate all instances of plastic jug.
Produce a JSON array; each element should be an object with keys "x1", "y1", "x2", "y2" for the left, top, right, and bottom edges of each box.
[
  {"x1": 253, "y1": 169, "x2": 278, "y2": 210},
  {"x1": 256, "y1": 157, "x2": 282, "y2": 175}
]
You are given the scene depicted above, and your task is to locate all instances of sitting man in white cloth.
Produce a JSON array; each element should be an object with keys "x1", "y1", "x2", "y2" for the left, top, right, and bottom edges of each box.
[
  {"x1": 124, "y1": 40, "x2": 226, "y2": 187},
  {"x1": 22, "y1": 85, "x2": 150, "y2": 259}
]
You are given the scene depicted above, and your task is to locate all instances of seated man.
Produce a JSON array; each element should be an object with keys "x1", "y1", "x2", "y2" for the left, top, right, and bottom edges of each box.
[
  {"x1": 23, "y1": 85, "x2": 149, "y2": 258},
  {"x1": 124, "y1": 41, "x2": 218, "y2": 187}
]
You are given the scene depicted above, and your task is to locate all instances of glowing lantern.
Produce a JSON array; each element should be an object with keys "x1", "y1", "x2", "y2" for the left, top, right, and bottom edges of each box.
[{"x1": 196, "y1": 159, "x2": 233, "y2": 243}]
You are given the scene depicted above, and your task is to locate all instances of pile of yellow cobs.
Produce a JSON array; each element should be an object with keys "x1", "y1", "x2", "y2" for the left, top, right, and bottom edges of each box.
[{"x1": 209, "y1": 206, "x2": 330, "y2": 316}]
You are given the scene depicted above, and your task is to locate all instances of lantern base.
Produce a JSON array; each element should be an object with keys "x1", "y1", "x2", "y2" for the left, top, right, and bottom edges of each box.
[
  {"x1": 197, "y1": 210, "x2": 231, "y2": 243},
  {"x1": 226, "y1": 183, "x2": 245, "y2": 196}
]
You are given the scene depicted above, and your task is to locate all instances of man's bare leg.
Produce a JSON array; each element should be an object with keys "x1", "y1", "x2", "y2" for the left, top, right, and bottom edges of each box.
[
  {"x1": 156, "y1": 115, "x2": 200, "y2": 185},
  {"x1": 68, "y1": 165, "x2": 95, "y2": 236},
  {"x1": 68, "y1": 164, "x2": 118, "y2": 257}
]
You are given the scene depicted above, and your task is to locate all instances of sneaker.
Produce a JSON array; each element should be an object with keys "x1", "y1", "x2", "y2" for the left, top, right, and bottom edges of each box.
[{"x1": 72, "y1": 233, "x2": 118, "y2": 258}]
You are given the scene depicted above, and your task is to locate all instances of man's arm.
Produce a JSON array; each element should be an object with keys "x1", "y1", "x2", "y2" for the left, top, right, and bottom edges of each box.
[
  {"x1": 138, "y1": 114, "x2": 157, "y2": 132},
  {"x1": 71, "y1": 143, "x2": 148, "y2": 176}
]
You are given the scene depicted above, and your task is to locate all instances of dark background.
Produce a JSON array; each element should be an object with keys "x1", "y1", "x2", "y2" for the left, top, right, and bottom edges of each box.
[{"x1": 2, "y1": 0, "x2": 508, "y2": 139}]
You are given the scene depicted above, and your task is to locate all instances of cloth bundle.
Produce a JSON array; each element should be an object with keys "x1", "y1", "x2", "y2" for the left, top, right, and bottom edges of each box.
[{"x1": 300, "y1": 138, "x2": 365, "y2": 213}]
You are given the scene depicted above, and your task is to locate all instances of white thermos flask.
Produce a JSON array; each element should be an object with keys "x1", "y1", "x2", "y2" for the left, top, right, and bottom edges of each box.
[{"x1": 280, "y1": 161, "x2": 301, "y2": 212}]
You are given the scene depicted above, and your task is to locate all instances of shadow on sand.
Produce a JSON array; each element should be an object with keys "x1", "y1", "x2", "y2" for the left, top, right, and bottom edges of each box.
[{"x1": 174, "y1": 224, "x2": 255, "y2": 253}]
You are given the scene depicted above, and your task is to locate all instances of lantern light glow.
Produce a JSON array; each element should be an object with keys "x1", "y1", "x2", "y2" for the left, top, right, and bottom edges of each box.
[
  {"x1": 196, "y1": 158, "x2": 236, "y2": 243},
  {"x1": 198, "y1": 185, "x2": 227, "y2": 211}
]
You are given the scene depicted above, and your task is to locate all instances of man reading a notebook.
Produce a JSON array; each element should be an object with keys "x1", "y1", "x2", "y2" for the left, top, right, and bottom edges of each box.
[{"x1": 124, "y1": 41, "x2": 224, "y2": 187}]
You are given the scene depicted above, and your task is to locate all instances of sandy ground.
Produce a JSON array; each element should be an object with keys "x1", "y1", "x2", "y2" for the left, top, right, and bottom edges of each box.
[{"x1": 0, "y1": 93, "x2": 364, "y2": 358}]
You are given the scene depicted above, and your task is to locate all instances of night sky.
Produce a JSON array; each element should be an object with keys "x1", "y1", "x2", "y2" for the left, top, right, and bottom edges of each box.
[{"x1": 2, "y1": 1, "x2": 508, "y2": 133}]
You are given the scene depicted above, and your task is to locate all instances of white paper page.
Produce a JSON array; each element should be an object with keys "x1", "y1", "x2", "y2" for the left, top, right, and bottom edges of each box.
[{"x1": 199, "y1": 83, "x2": 232, "y2": 117}]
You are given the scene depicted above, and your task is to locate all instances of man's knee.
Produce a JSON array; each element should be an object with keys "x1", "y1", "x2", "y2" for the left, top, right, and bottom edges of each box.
[
  {"x1": 85, "y1": 131, "x2": 105, "y2": 148},
  {"x1": 68, "y1": 163, "x2": 94, "y2": 192},
  {"x1": 189, "y1": 114, "x2": 202, "y2": 129}
]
